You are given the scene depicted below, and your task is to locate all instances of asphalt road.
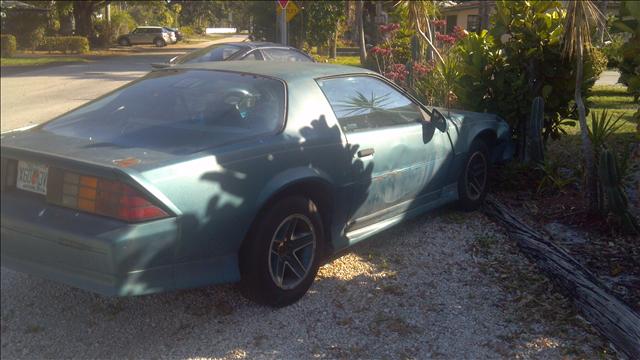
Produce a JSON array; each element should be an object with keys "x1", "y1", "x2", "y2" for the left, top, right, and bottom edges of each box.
[{"x1": 0, "y1": 35, "x2": 247, "y2": 132}]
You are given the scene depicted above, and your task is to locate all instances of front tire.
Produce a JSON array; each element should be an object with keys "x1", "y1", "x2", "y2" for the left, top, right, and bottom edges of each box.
[
  {"x1": 154, "y1": 38, "x2": 166, "y2": 47},
  {"x1": 118, "y1": 37, "x2": 130, "y2": 46},
  {"x1": 239, "y1": 196, "x2": 324, "y2": 307},
  {"x1": 458, "y1": 139, "x2": 490, "y2": 211}
]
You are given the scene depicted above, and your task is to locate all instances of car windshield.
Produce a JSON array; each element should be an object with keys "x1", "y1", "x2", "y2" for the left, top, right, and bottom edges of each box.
[
  {"x1": 174, "y1": 44, "x2": 243, "y2": 64},
  {"x1": 42, "y1": 70, "x2": 286, "y2": 154}
]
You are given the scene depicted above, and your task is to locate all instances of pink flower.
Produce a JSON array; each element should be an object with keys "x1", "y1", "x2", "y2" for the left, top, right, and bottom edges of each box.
[
  {"x1": 370, "y1": 46, "x2": 392, "y2": 57},
  {"x1": 379, "y1": 23, "x2": 401, "y2": 34},
  {"x1": 436, "y1": 32, "x2": 456, "y2": 45},
  {"x1": 432, "y1": 19, "x2": 446, "y2": 28},
  {"x1": 384, "y1": 63, "x2": 409, "y2": 83},
  {"x1": 412, "y1": 62, "x2": 433, "y2": 77},
  {"x1": 452, "y1": 26, "x2": 467, "y2": 41}
]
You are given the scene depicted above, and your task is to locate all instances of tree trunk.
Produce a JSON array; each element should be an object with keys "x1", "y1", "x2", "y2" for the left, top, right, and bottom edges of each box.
[
  {"x1": 575, "y1": 35, "x2": 598, "y2": 212},
  {"x1": 425, "y1": 18, "x2": 434, "y2": 61},
  {"x1": 330, "y1": 30, "x2": 337, "y2": 59},
  {"x1": 73, "y1": 1, "x2": 96, "y2": 38},
  {"x1": 356, "y1": 0, "x2": 367, "y2": 64}
]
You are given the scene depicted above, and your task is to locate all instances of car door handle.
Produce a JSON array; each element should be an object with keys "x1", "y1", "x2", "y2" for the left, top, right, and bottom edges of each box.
[{"x1": 357, "y1": 148, "x2": 375, "y2": 157}]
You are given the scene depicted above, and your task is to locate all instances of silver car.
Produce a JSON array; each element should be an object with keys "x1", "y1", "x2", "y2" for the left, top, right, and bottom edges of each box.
[{"x1": 117, "y1": 26, "x2": 173, "y2": 47}]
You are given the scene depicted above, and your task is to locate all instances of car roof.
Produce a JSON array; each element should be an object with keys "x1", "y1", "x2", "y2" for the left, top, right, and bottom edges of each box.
[
  {"x1": 137, "y1": 26, "x2": 164, "y2": 29},
  {"x1": 166, "y1": 61, "x2": 375, "y2": 81},
  {"x1": 205, "y1": 41, "x2": 307, "y2": 51}
]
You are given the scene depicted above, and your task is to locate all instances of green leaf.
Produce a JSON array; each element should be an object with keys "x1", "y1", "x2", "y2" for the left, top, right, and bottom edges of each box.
[{"x1": 542, "y1": 85, "x2": 552, "y2": 98}]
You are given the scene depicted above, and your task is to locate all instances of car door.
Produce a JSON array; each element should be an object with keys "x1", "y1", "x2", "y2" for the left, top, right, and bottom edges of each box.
[
  {"x1": 317, "y1": 76, "x2": 454, "y2": 231},
  {"x1": 129, "y1": 28, "x2": 142, "y2": 44}
]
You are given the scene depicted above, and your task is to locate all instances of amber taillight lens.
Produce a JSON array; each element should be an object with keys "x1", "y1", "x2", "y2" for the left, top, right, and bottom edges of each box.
[{"x1": 49, "y1": 171, "x2": 168, "y2": 222}]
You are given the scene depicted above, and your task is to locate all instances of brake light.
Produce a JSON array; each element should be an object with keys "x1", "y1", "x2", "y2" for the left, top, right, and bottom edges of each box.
[{"x1": 55, "y1": 172, "x2": 168, "y2": 222}]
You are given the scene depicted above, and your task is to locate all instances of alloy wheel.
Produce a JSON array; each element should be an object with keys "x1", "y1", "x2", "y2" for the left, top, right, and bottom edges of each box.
[
  {"x1": 465, "y1": 151, "x2": 487, "y2": 201},
  {"x1": 268, "y1": 214, "x2": 317, "y2": 290}
]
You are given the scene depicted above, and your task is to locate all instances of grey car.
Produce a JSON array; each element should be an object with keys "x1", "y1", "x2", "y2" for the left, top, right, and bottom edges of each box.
[
  {"x1": 152, "y1": 42, "x2": 314, "y2": 68},
  {"x1": 118, "y1": 26, "x2": 174, "y2": 47}
]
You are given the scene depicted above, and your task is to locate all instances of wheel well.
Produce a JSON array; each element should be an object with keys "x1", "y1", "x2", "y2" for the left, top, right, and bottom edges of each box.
[
  {"x1": 475, "y1": 130, "x2": 497, "y2": 148},
  {"x1": 246, "y1": 179, "x2": 335, "y2": 256},
  {"x1": 474, "y1": 130, "x2": 499, "y2": 164}
]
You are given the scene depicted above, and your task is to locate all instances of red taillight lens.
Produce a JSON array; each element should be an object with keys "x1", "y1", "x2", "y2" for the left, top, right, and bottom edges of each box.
[{"x1": 54, "y1": 172, "x2": 168, "y2": 222}]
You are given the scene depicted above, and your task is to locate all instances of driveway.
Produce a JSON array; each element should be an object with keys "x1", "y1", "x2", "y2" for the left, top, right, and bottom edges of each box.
[
  {"x1": 1, "y1": 211, "x2": 606, "y2": 359},
  {"x1": 0, "y1": 35, "x2": 247, "y2": 132}
]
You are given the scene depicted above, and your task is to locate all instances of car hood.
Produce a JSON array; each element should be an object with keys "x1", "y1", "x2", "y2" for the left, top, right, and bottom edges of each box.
[{"x1": 434, "y1": 107, "x2": 506, "y2": 127}]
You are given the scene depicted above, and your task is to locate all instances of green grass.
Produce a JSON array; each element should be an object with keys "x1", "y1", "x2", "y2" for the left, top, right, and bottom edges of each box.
[
  {"x1": 548, "y1": 84, "x2": 637, "y2": 174},
  {"x1": 558, "y1": 85, "x2": 638, "y2": 135},
  {"x1": 313, "y1": 55, "x2": 362, "y2": 67},
  {"x1": 0, "y1": 56, "x2": 89, "y2": 67}
]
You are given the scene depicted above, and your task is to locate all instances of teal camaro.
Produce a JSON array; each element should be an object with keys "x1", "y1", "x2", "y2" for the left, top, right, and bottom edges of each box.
[{"x1": 1, "y1": 62, "x2": 512, "y2": 307}]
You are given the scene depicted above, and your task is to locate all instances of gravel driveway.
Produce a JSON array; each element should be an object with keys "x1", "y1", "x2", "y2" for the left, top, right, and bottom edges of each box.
[{"x1": 0, "y1": 208, "x2": 607, "y2": 359}]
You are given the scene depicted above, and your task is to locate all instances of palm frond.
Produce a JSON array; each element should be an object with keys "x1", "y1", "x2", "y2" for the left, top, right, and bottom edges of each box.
[{"x1": 562, "y1": 0, "x2": 607, "y2": 59}]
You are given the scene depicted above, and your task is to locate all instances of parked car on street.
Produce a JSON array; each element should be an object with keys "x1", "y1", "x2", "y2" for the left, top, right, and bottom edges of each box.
[
  {"x1": 151, "y1": 42, "x2": 314, "y2": 68},
  {"x1": 164, "y1": 27, "x2": 183, "y2": 42},
  {"x1": 117, "y1": 26, "x2": 174, "y2": 47},
  {"x1": 1, "y1": 62, "x2": 512, "y2": 307}
]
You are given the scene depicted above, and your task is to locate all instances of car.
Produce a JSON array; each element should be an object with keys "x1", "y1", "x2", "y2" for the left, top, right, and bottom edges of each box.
[
  {"x1": 151, "y1": 41, "x2": 314, "y2": 68},
  {"x1": 117, "y1": 26, "x2": 174, "y2": 47},
  {"x1": 164, "y1": 27, "x2": 183, "y2": 42},
  {"x1": 0, "y1": 62, "x2": 512, "y2": 307}
]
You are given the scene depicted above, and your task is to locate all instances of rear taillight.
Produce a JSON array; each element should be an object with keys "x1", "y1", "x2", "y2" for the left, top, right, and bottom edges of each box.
[{"x1": 51, "y1": 171, "x2": 168, "y2": 222}]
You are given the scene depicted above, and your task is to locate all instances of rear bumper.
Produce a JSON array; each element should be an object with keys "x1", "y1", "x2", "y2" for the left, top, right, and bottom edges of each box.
[{"x1": 1, "y1": 191, "x2": 180, "y2": 296}]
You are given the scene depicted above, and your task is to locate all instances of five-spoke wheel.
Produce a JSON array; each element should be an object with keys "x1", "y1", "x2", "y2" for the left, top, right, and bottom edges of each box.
[
  {"x1": 458, "y1": 139, "x2": 490, "y2": 210},
  {"x1": 240, "y1": 196, "x2": 323, "y2": 307},
  {"x1": 268, "y1": 214, "x2": 316, "y2": 290}
]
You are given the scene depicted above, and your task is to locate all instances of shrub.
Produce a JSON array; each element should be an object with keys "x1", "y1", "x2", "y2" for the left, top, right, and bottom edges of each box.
[
  {"x1": 179, "y1": 25, "x2": 198, "y2": 37},
  {"x1": 110, "y1": 10, "x2": 137, "y2": 39},
  {"x1": 600, "y1": 34, "x2": 625, "y2": 68},
  {"x1": 20, "y1": 26, "x2": 45, "y2": 51},
  {"x1": 41, "y1": 36, "x2": 89, "y2": 54},
  {"x1": 1, "y1": 34, "x2": 17, "y2": 57},
  {"x1": 453, "y1": 0, "x2": 606, "y2": 154}
]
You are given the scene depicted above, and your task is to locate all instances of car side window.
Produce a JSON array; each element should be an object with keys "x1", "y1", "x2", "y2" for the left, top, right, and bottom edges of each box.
[
  {"x1": 317, "y1": 76, "x2": 425, "y2": 133},
  {"x1": 262, "y1": 48, "x2": 312, "y2": 62},
  {"x1": 241, "y1": 51, "x2": 259, "y2": 60}
]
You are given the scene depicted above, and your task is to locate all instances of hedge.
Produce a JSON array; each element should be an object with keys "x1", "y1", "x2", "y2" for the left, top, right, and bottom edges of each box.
[
  {"x1": 1, "y1": 34, "x2": 17, "y2": 58},
  {"x1": 41, "y1": 36, "x2": 89, "y2": 54}
]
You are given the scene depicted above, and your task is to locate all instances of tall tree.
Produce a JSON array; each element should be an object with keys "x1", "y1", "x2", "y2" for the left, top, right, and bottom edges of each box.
[
  {"x1": 397, "y1": 0, "x2": 443, "y2": 64},
  {"x1": 72, "y1": 0, "x2": 104, "y2": 39},
  {"x1": 356, "y1": 0, "x2": 366, "y2": 63},
  {"x1": 561, "y1": 0, "x2": 606, "y2": 212}
]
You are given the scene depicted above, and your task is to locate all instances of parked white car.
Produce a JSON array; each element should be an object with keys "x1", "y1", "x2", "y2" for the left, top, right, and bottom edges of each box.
[{"x1": 117, "y1": 26, "x2": 173, "y2": 47}]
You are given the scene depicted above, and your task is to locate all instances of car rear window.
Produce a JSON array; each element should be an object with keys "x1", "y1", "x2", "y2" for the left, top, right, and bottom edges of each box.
[
  {"x1": 42, "y1": 70, "x2": 286, "y2": 154},
  {"x1": 262, "y1": 48, "x2": 312, "y2": 62}
]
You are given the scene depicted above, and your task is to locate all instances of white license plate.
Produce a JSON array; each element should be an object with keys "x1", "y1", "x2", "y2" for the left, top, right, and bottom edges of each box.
[{"x1": 16, "y1": 161, "x2": 49, "y2": 195}]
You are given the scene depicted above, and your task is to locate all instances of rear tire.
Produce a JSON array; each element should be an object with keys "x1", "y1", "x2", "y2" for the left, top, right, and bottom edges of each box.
[
  {"x1": 458, "y1": 139, "x2": 490, "y2": 211},
  {"x1": 154, "y1": 38, "x2": 166, "y2": 47},
  {"x1": 239, "y1": 196, "x2": 324, "y2": 307}
]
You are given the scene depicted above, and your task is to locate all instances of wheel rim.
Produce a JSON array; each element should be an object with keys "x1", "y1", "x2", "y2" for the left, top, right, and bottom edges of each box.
[
  {"x1": 268, "y1": 214, "x2": 316, "y2": 290},
  {"x1": 465, "y1": 151, "x2": 487, "y2": 201}
]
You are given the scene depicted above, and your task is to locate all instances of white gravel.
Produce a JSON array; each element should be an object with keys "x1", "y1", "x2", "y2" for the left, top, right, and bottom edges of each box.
[{"x1": 1, "y1": 209, "x2": 606, "y2": 359}]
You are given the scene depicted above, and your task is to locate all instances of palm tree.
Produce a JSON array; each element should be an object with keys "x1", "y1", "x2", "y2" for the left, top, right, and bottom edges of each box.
[
  {"x1": 401, "y1": 0, "x2": 443, "y2": 64},
  {"x1": 561, "y1": 0, "x2": 606, "y2": 212}
]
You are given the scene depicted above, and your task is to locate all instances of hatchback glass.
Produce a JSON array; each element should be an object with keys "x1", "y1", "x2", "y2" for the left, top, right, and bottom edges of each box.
[{"x1": 42, "y1": 70, "x2": 286, "y2": 154}]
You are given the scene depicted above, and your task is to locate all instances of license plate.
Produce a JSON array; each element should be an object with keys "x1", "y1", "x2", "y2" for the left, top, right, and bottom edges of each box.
[{"x1": 16, "y1": 161, "x2": 49, "y2": 195}]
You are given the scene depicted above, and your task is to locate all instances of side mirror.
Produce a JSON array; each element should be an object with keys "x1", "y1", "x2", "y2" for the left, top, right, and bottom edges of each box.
[
  {"x1": 431, "y1": 108, "x2": 448, "y2": 132},
  {"x1": 151, "y1": 62, "x2": 171, "y2": 69}
]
